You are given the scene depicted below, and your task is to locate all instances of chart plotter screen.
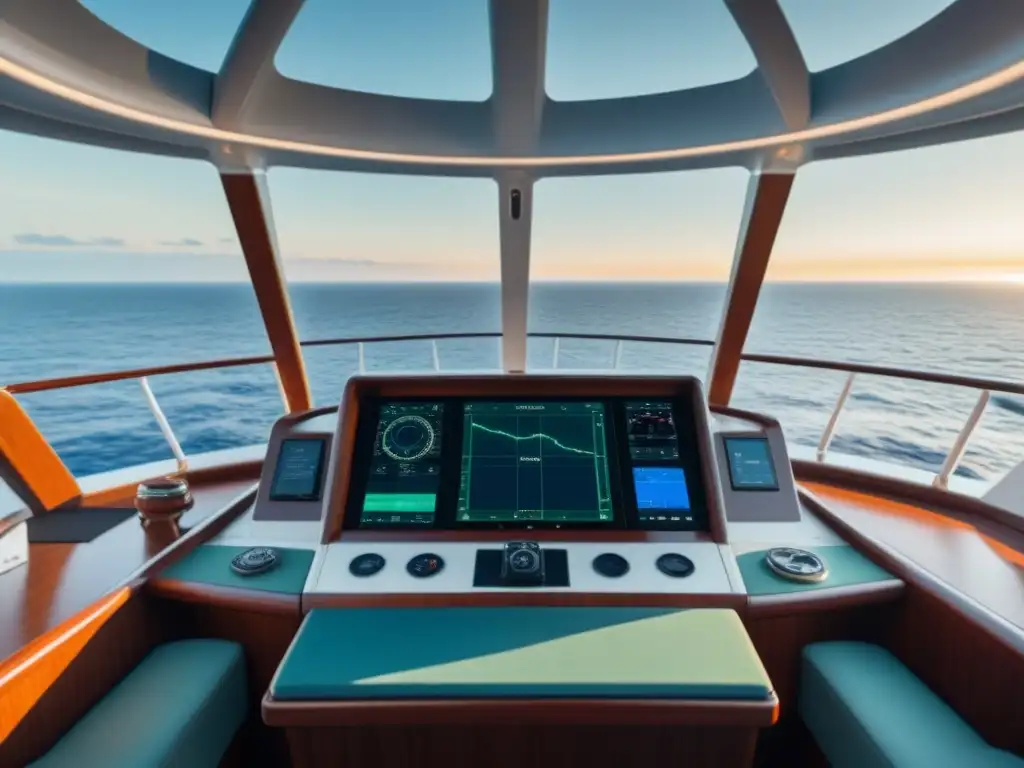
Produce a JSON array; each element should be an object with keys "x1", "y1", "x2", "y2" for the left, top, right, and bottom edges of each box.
[{"x1": 457, "y1": 402, "x2": 613, "y2": 523}]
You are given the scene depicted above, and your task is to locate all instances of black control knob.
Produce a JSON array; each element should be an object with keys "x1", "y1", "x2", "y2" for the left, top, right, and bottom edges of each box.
[
  {"x1": 349, "y1": 553, "x2": 385, "y2": 577},
  {"x1": 501, "y1": 541, "x2": 545, "y2": 586},
  {"x1": 656, "y1": 553, "x2": 695, "y2": 578},
  {"x1": 407, "y1": 553, "x2": 445, "y2": 578},
  {"x1": 593, "y1": 553, "x2": 629, "y2": 578},
  {"x1": 230, "y1": 547, "x2": 279, "y2": 576}
]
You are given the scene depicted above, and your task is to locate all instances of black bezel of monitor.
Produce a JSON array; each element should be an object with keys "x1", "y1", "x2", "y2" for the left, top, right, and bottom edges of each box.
[
  {"x1": 343, "y1": 396, "x2": 710, "y2": 532},
  {"x1": 723, "y1": 436, "x2": 780, "y2": 491},
  {"x1": 613, "y1": 400, "x2": 709, "y2": 531},
  {"x1": 269, "y1": 438, "x2": 327, "y2": 501}
]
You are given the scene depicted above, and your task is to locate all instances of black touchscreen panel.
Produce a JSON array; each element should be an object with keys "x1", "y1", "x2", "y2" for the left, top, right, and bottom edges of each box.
[
  {"x1": 623, "y1": 401, "x2": 697, "y2": 528},
  {"x1": 361, "y1": 402, "x2": 444, "y2": 525},
  {"x1": 457, "y1": 401, "x2": 613, "y2": 523},
  {"x1": 346, "y1": 394, "x2": 710, "y2": 531},
  {"x1": 269, "y1": 439, "x2": 326, "y2": 501},
  {"x1": 724, "y1": 437, "x2": 779, "y2": 490}
]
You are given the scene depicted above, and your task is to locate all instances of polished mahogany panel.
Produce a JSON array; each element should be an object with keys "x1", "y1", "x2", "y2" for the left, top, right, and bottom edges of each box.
[
  {"x1": 0, "y1": 478, "x2": 256, "y2": 664},
  {"x1": 799, "y1": 482, "x2": 1024, "y2": 632},
  {"x1": 268, "y1": 696, "x2": 775, "y2": 768},
  {"x1": 283, "y1": 724, "x2": 759, "y2": 768},
  {"x1": 886, "y1": 584, "x2": 1024, "y2": 754}
]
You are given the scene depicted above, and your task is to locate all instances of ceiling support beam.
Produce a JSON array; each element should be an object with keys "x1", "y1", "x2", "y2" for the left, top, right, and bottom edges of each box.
[
  {"x1": 707, "y1": 172, "x2": 796, "y2": 406},
  {"x1": 489, "y1": 0, "x2": 548, "y2": 154},
  {"x1": 213, "y1": 0, "x2": 305, "y2": 130},
  {"x1": 221, "y1": 172, "x2": 311, "y2": 412},
  {"x1": 489, "y1": 0, "x2": 548, "y2": 373},
  {"x1": 725, "y1": 0, "x2": 810, "y2": 130}
]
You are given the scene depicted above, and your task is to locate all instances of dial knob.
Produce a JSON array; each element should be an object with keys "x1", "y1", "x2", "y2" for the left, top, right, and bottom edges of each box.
[
  {"x1": 593, "y1": 553, "x2": 630, "y2": 578},
  {"x1": 407, "y1": 553, "x2": 445, "y2": 578},
  {"x1": 349, "y1": 553, "x2": 386, "y2": 577},
  {"x1": 230, "y1": 547, "x2": 279, "y2": 576},
  {"x1": 656, "y1": 553, "x2": 695, "y2": 578}
]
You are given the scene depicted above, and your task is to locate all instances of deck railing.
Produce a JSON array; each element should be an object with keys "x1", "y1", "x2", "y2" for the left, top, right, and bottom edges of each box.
[{"x1": 5, "y1": 332, "x2": 1023, "y2": 489}]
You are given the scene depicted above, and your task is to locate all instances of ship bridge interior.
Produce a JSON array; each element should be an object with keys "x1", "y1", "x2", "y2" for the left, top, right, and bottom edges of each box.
[{"x1": 2, "y1": 2, "x2": 1024, "y2": 767}]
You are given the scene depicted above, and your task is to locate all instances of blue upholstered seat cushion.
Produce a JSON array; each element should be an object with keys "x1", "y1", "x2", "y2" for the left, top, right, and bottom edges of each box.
[
  {"x1": 30, "y1": 639, "x2": 247, "y2": 768},
  {"x1": 801, "y1": 642, "x2": 1024, "y2": 768}
]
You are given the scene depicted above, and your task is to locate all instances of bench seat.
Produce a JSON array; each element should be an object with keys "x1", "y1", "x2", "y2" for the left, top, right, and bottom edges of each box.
[
  {"x1": 801, "y1": 641, "x2": 1024, "y2": 768},
  {"x1": 30, "y1": 639, "x2": 247, "y2": 768}
]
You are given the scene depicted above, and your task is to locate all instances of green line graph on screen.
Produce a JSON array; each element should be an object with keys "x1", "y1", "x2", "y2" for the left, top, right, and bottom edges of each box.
[{"x1": 457, "y1": 402, "x2": 613, "y2": 523}]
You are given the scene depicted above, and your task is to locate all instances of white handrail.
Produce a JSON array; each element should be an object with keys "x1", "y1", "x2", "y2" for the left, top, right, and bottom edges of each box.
[
  {"x1": 139, "y1": 376, "x2": 187, "y2": 473},
  {"x1": 431, "y1": 339, "x2": 441, "y2": 372},
  {"x1": 357, "y1": 342, "x2": 366, "y2": 374},
  {"x1": 817, "y1": 372, "x2": 856, "y2": 462},
  {"x1": 552, "y1": 337, "x2": 560, "y2": 369},
  {"x1": 613, "y1": 339, "x2": 624, "y2": 370},
  {"x1": 934, "y1": 389, "x2": 991, "y2": 489}
]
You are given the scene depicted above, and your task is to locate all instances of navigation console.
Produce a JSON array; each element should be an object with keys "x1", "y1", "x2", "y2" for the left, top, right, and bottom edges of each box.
[{"x1": 345, "y1": 395, "x2": 710, "y2": 532}]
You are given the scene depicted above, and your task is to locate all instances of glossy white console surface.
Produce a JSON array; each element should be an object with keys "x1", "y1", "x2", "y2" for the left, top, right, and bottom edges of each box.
[{"x1": 306, "y1": 541, "x2": 741, "y2": 595}]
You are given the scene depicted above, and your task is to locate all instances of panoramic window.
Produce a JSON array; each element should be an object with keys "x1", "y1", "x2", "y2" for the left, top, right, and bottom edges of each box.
[
  {"x1": 529, "y1": 168, "x2": 749, "y2": 372},
  {"x1": 779, "y1": 0, "x2": 957, "y2": 72},
  {"x1": 734, "y1": 131, "x2": 1024, "y2": 483},
  {"x1": 267, "y1": 170, "x2": 500, "y2": 402},
  {"x1": 79, "y1": 0, "x2": 252, "y2": 72},
  {"x1": 546, "y1": 0, "x2": 756, "y2": 100},
  {"x1": 0, "y1": 129, "x2": 278, "y2": 476},
  {"x1": 275, "y1": 0, "x2": 492, "y2": 101}
]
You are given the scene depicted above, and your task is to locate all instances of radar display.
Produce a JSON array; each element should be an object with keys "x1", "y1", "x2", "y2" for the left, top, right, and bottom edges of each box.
[
  {"x1": 457, "y1": 402, "x2": 613, "y2": 523},
  {"x1": 625, "y1": 401, "x2": 679, "y2": 460},
  {"x1": 361, "y1": 402, "x2": 443, "y2": 526}
]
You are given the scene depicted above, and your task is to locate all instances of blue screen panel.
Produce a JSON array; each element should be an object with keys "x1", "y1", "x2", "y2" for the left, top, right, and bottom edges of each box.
[
  {"x1": 632, "y1": 467, "x2": 691, "y2": 511},
  {"x1": 724, "y1": 437, "x2": 779, "y2": 490}
]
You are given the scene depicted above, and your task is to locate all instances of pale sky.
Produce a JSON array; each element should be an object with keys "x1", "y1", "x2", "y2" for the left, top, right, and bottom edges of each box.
[{"x1": 3, "y1": 0, "x2": 1022, "y2": 284}]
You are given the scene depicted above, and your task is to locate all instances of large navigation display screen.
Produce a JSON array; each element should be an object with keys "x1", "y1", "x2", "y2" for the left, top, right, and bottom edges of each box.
[
  {"x1": 457, "y1": 402, "x2": 613, "y2": 523},
  {"x1": 361, "y1": 402, "x2": 444, "y2": 525}
]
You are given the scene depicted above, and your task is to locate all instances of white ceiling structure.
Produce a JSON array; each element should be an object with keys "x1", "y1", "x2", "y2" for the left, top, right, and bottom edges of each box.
[
  {"x1": 1, "y1": 0, "x2": 1023, "y2": 375},
  {"x1": 2, "y1": 0, "x2": 1024, "y2": 176}
]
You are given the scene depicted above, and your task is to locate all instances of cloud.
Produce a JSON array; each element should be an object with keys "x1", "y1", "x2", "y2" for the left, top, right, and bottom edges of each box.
[
  {"x1": 13, "y1": 233, "x2": 126, "y2": 247},
  {"x1": 161, "y1": 238, "x2": 204, "y2": 247},
  {"x1": 219, "y1": 237, "x2": 235, "y2": 244}
]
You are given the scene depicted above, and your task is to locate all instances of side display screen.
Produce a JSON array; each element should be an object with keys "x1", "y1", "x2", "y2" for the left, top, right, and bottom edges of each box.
[
  {"x1": 724, "y1": 437, "x2": 779, "y2": 491},
  {"x1": 625, "y1": 401, "x2": 695, "y2": 528},
  {"x1": 269, "y1": 439, "x2": 326, "y2": 501},
  {"x1": 360, "y1": 402, "x2": 444, "y2": 525},
  {"x1": 457, "y1": 402, "x2": 613, "y2": 523}
]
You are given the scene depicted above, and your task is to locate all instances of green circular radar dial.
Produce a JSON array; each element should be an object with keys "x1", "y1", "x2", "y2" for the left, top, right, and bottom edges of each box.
[{"x1": 382, "y1": 415, "x2": 436, "y2": 461}]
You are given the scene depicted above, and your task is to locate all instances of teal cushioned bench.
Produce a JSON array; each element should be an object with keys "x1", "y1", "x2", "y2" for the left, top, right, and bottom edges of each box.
[
  {"x1": 801, "y1": 642, "x2": 1024, "y2": 768},
  {"x1": 30, "y1": 639, "x2": 248, "y2": 768},
  {"x1": 272, "y1": 607, "x2": 774, "y2": 701}
]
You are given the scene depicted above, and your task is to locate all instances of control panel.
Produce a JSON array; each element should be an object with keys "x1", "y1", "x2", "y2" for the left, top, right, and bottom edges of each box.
[
  {"x1": 343, "y1": 396, "x2": 712, "y2": 533},
  {"x1": 309, "y1": 541, "x2": 737, "y2": 596}
]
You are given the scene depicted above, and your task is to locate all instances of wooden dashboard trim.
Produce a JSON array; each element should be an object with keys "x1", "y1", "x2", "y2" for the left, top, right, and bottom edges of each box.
[
  {"x1": 793, "y1": 459, "x2": 1024, "y2": 538},
  {"x1": 262, "y1": 692, "x2": 779, "y2": 728},
  {"x1": 798, "y1": 484, "x2": 1024, "y2": 656},
  {"x1": 745, "y1": 579, "x2": 905, "y2": 619},
  {"x1": 145, "y1": 579, "x2": 301, "y2": 615},
  {"x1": 322, "y1": 375, "x2": 729, "y2": 545}
]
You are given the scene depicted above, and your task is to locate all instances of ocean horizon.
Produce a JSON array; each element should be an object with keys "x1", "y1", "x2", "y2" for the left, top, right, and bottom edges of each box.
[{"x1": 1, "y1": 281, "x2": 1022, "y2": 483}]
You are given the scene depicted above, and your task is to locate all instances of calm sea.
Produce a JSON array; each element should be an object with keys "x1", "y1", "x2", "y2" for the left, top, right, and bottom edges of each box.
[{"x1": 1, "y1": 282, "x2": 1022, "y2": 482}]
